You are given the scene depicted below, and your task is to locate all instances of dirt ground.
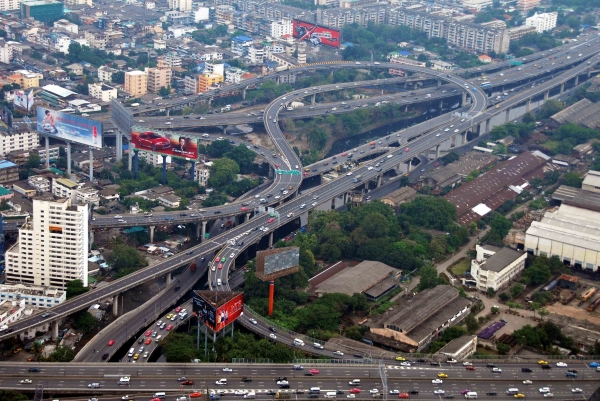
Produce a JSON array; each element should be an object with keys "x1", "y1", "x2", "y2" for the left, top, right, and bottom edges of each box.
[
  {"x1": 244, "y1": 132, "x2": 273, "y2": 150},
  {"x1": 545, "y1": 303, "x2": 600, "y2": 325}
]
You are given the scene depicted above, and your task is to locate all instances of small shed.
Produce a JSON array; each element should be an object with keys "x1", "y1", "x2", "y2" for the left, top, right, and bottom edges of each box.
[{"x1": 558, "y1": 274, "x2": 578, "y2": 291}]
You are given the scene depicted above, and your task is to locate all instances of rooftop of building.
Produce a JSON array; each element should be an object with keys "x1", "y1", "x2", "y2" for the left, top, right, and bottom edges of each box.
[
  {"x1": 0, "y1": 160, "x2": 17, "y2": 169},
  {"x1": 558, "y1": 274, "x2": 579, "y2": 284},
  {"x1": 477, "y1": 247, "x2": 524, "y2": 272},
  {"x1": 381, "y1": 186, "x2": 417, "y2": 205},
  {"x1": 550, "y1": 98, "x2": 600, "y2": 129},
  {"x1": 0, "y1": 283, "x2": 65, "y2": 297},
  {"x1": 583, "y1": 170, "x2": 600, "y2": 188},
  {"x1": 55, "y1": 177, "x2": 79, "y2": 189},
  {"x1": 314, "y1": 260, "x2": 397, "y2": 296},
  {"x1": 437, "y1": 335, "x2": 476, "y2": 355}
]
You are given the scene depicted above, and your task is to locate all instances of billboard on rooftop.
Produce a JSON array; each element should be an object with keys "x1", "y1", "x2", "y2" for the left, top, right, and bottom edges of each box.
[
  {"x1": 36, "y1": 107, "x2": 102, "y2": 148},
  {"x1": 292, "y1": 19, "x2": 340, "y2": 48}
]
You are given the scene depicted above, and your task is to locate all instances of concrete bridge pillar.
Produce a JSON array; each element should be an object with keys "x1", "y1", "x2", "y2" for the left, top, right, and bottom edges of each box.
[
  {"x1": 311, "y1": 93, "x2": 316, "y2": 105},
  {"x1": 166, "y1": 108, "x2": 170, "y2": 117},
  {"x1": 462, "y1": 91, "x2": 467, "y2": 105},
  {"x1": 112, "y1": 295, "x2": 119, "y2": 317},
  {"x1": 485, "y1": 119, "x2": 491, "y2": 134},
  {"x1": 377, "y1": 174, "x2": 383, "y2": 188},
  {"x1": 242, "y1": 88, "x2": 247, "y2": 100},
  {"x1": 246, "y1": 212, "x2": 251, "y2": 222},
  {"x1": 222, "y1": 126, "x2": 227, "y2": 135},
  {"x1": 575, "y1": 75, "x2": 579, "y2": 86},
  {"x1": 560, "y1": 82, "x2": 565, "y2": 94},
  {"x1": 505, "y1": 108, "x2": 510, "y2": 123},
  {"x1": 526, "y1": 98, "x2": 531, "y2": 113},
  {"x1": 116, "y1": 130, "x2": 123, "y2": 162},
  {"x1": 437, "y1": 78, "x2": 441, "y2": 88},
  {"x1": 67, "y1": 141, "x2": 72, "y2": 176},
  {"x1": 51, "y1": 320, "x2": 59, "y2": 341},
  {"x1": 166, "y1": 272, "x2": 172, "y2": 286},
  {"x1": 408, "y1": 158, "x2": 414, "y2": 172},
  {"x1": 405, "y1": 104, "x2": 408, "y2": 113},
  {"x1": 587, "y1": 68, "x2": 592, "y2": 79},
  {"x1": 461, "y1": 132, "x2": 467, "y2": 145},
  {"x1": 128, "y1": 147, "x2": 133, "y2": 171},
  {"x1": 45, "y1": 136, "x2": 50, "y2": 169},
  {"x1": 196, "y1": 222, "x2": 201, "y2": 239},
  {"x1": 479, "y1": 122, "x2": 486, "y2": 136},
  {"x1": 439, "y1": 99, "x2": 443, "y2": 110},
  {"x1": 201, "y1": 220, "x2": 207, "y2": 241},
  {"x1": 149, "y1": 226, "x2": 155, "y2": 243},
  {"x1": 544, "y1": 90, "x2": 549, "y2": 101},
  {"x1": 268, "y1": 166, "x2": 274, "y2": 179},
  {"x1": 436, "y1": 144, "x2": 441, "y2": 159},
  {"x1": 268, "y1": 231, "x2": 274, "y2": 248}
]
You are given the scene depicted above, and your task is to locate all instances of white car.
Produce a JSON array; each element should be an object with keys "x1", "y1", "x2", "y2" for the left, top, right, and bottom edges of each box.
[
  {"x1": 249, "y1": 318, "x2": 258, "y2": 325},
  {"x1": 211, "y1": 265, "x2": 216, "y2": 271},
  {"x1": 347, "y1": 395, "x2": 356, "y2": 399},
  {"x1": 462, "y1": 362, "x2": 472, "y2": 366},
  {"x1": 229, "y1": 252, "x2": 235, "y2": 258},
  {"x1": 556, "y1": 362, "x2": 568, "y2": 367},
  {"x1": 20, "y1": 379, "x2": 32, "y2": 384},
  {"x1": 446, "y1": 359, "x2": 457, "y2": 364},
  {"x1": 334, "y1": 351, "x2": 344, "y2": 356},
  {"x1": 122, "y1": 396, "x2": 133, "y2": 400},
  {"x1": 347, "y1": 172, "x2": 353, "y2": 176},
  {"x1": 277, "y1": 380, "x2": 289, "y2": 385},
  {"x1": 389, "y1": 390, "x2": 400, "y2": 394},
  {"x1": 434, "y1": 390, "x2": 445, "y2": 395},
  {"x1": 400, "y1": 362, "x2": 411, "y2": 367},
  {"x1": 543, "y1": 394, "x2": 553, "y2": 398},
  {"x1": 539, "y1": 388, "x2": 551, "y2": 394},
  {"x1": 492, "y1": 367, "x2": 502, "y2": 373},
  {"x1": 223, "y1": 368, "x2": 233, "y2": 372},
  {"x1": 369, "y1": 389, "x2": 379, "y2": 394},
  {"x1": 368, "y1": 166, "x2": 374, "y2": 170},
  {"x1": 523, "y1": 380, "x2": 532, "y2": 385},
  {"x1": 571, "y1": 389, "x2": 583, "y2": 394},
  {"x1": 270, "y1": 333, "x2": 277, "y2": 339},
  {"x1": 432, "y1": 379, "x2": 443, "y2": 384},
  {"x1": 234, "y1": 390, "x2": 248, "y2": 395},
  {"x1": 143, "y1": 352, "x2": 149, "y2": 358}
]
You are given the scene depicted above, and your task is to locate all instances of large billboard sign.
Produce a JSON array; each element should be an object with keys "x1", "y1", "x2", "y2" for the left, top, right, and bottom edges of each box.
[
  {"x1": 255, "y1": 247, "x2": 300, "y2": 281},
  {"x1": 193, "y1": 291, "x2": 244, "y2": 332},
  {"x1": 131, "y1": 128, "x2": 199, "y2": 160},
  {"x1": 293, "y1": 19, "x2": 340, "y2": 48},
  {"x1": 36, "y1": 107, "x2": 102, "y2": 148},
  {"x1": 14, "y1": 89, "x2": 34, "y2": 111}
]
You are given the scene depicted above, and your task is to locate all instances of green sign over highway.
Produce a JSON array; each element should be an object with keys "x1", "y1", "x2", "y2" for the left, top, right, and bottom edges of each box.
[{"x1": 276, "y1": 170, "x2": 300, "y2": 175}]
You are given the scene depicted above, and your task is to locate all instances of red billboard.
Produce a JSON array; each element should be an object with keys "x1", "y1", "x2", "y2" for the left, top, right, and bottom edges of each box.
[
  {"x1": 215, "y1": 293, "x2": 244, "y2": 331},
  {"x1": 293, "y1": 19, "x2": 340, "y2": 48},
  {"x1": 193, "y1": 291, "x2": 244, "y2": 332},
  {"x1": 131, "y1": 129, "x2": 198, "y2": 160}
]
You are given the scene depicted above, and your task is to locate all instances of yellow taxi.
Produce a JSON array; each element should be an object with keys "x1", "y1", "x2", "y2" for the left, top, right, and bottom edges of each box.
[
  {"x1": 538, "y1": 360, "x2": 548, "y2": 365},
  {"x1": 438, "y1": 373, "x2": 448, "y2": 378},
  {"x1": 133, "y1": 353, "x2": 140, "y2": 360},
  {"x1": 166, "y1": 313, "x2": 175, "y2": 319},
  {"x1": 395, "y1": 356, "x2": 406, "y2": 361},
  {"x1": 514, "y1": 394, "x2": 525, "y2": 398}
]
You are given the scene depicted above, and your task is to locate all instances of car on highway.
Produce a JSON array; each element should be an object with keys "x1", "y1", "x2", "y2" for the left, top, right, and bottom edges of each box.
[
  {"x1": 543, "y1": 394, "x2": 553, "y2": 398},
  {"x1": 438, "y1": 373, "x2": 448, "y2": 378},
  {"x1": 434, "y1": 390, "x2": 446, "y2": 395},
  {"x1": 460, "y1": 390, "x2": 471, "y2": 395},
  {"x1": 267, "y1": 218, "x2": 275, "y2": 223},
  {"x1": 145, "y1": 338, "x2": 152, "y2": 345},
  {"x1": 571, "y1": 389, "x2": 583, "y2": 394},
  {"x1": 589, "y1": 362, "x2": 600, "y2": 367},
  {"x1": 556, "y1": 362, "x2": 567, "y2": 367},
  {"x1": 182, "y1": 380, "x2": 194, "y2": 385},
  {"x1": 466, "y1": 365, "x2": 475, "y2": 371},
  {"x1": 133, "y1": 353, "x2": 140, "y2": 360},
  {"x1": 389, "y1": 390, "x2": 400, "y2": 395},
  {"x1": 404, "y1": 147, "x2": 410, "y2": 152},
  {"x1": 143, "y1": 352, "x2": 149, "y2": 358},
  {"x1": 521, "y1": 367, "x2": 532, "y2": 372},
  {"x1": 293, "y1": 365, "x2": 304, "y2": 370},
  {"x1": 166, "y1": 313, "x2": 174, "y2": 319},
  {"x1": 107, "y1": 339, "x2": 115, "y2": 346},
  {"x1": 446, "y1": 359, "x2": 457, "y2": 364},
  {"x1": 175, "y1": 307, "x2": 182, "y2": 313},
  {"x1": 347, "y1": 395, "x2": 356, "y2": 399},
  {"x1": 309, "y1": 369, "x2": 320, "y2": 374},
  {"x1": 190, "y1": 392, "x2": 202, "y2": 398},
  {"x1": 513, "y1": 394, "x2": 525, "y2": 398},
  {"x1": 122, "y1": 396, "x2": 134, "y2": 401},
  {"x1": 398, "y1": 394, "x2": 409, "y2": 399},
  {"x1": 20, "y1": 379, "x2": 32, "y2": 384},
  {"x1": 270, "y1": 333, "x2": 277, "y2": 339},
  {"x1": 395, "y1": 356, "x2": 406, "y2": 361},
  {"x1": 400, "y1": 362, "x2": 411, "y2": 367},
  {"x1": 538, "y1": 360, "x2": 549, "y2": 365},
  {"x1": 538, "y1": 388, "x2": 550, "y2": 393},
  {"x1": 492, "y1": 367, "x2": 502, "y2": 373},
  {"x1": 218, "y1": 263, "x2": 223, "y2": 269},
  {"x1": 166, "y1": 324, "x2": 173, "y2": 331},
  {"x1": 523, "y1": 380, "x2": 532, "y2": 385},
  {"x1": 432, "y1": 379, "x2": 443, "y2": 384},
  {"x1": 369, "y1": 389, "x2": 379, "y2": 394},
  {"x1": 145, "y1": 330, "x2": 152, "y2": 337}
]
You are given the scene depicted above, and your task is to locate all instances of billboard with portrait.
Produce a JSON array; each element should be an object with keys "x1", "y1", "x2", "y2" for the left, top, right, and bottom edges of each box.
[
  {"x1": 36, "y1": 107, "x2": 102, "y2": 148},
  {"x1": 131, "y1": 128, "x2": 198, "y2": 160},
  {"x1": 292, "y1": 19, "x2": 340, "y2": 48},
  {"x1": 255, "y1": 247, "x2": 300, "y2": 281},
  {"x1": 14, "y1": 89, "x2": 34, "y2": 111},
  {"x1": 193, "y1": 291, "x2": 244, "y2": 332}
]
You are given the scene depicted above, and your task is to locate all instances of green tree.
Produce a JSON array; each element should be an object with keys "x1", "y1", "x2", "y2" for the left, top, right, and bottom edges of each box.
[
  {"x1": 538, "y1": 99, "x2": 563, "y2": 119},
  {"x1": 531, "y1": 301, "x2": 541, "y2": 318},
  {"x1": 225, "y1": 144, "x2": 256, "y2": 174},
  {"x1": 491, "y1": 306, "x2": 500, "y2": 314},
  {"x1": 441, "y1": 326, "x2": 466, "y2": 342},
  {"x1": 487, "y1": 213, "x2": 512, "y2": 244},
  {"x1": 523, "y1": 256, "x2": 552, "y2": 285},
  {"x1": 25, "y1": 153, "x2": 41, "y2": 170},
  {"x1": 72, "y1": 311, "x2": 98, "y2": 333},
  {"x1": 465, "y1": 314, "x2": 479, "y2": 333},
  {"x1": 0, "y1": 390, "x2": 28, "y2": 400},
  {"x1": 65, "y1": 279, "x2": 89, "y2": 299},
  {"x1": 417, "y1": 265, "x2": 441, "y2": 291},
  {"x1": 208, "y1": 158, "x2": 240, "y2": 189},
  {"x1": 499, "y1": 292, "x2": 510, "y2": 302},
  {"x1": 561, "y1": 172, "x2": 582, "y2": 188},
  {"x1": 510, "y1": 283, "x2": 525, "y2": 298},
  {"x1": 538, "y1": 308, "x2": 549, "y2": 320},
  {"x1": 345, "y1": 325, "x2": 367, "y2": 341},
  {"x1": 161, "y1": 332, "x2": 197, "y2": 363},
  {"x1": 47, "y1": 345, "x2": 75, "y2": 362},
  {"x1": 207, "y1": 140, "x2": 234, "y2": 158},
  {"x1": 105, "y1": 243, "x2": 148, "y2": 273},
  {"x1": 112, "y1": 71, "x2": 125, "y2": 84},
  {"x1": 158, "y1": 86, "x2": 171, "y2": 97},
  {"x1": 486, "y1": 287, "x2": 496, "y2": 298},
  {"x1": 522, "y1": 112, "x2": 536, "y2": 124},
  {"x1": 496, "y1": 343, "x2": 510, "y2": 355}
]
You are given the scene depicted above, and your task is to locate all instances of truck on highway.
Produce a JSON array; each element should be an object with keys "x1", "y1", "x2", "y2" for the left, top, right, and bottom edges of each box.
[
  {"x1": 276, "y1": 393, "x2": 291, "y2": 399},
  {"x1": 190, "y1": 262, "x2": 197, "y2": 272},
  {"x1": 353, "y1": 175, "x2": 362, "y2": 183}
]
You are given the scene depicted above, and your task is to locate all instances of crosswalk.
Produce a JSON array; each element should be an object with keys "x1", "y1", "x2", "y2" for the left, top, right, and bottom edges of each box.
[{"x1": 386, "y1": 365, "x2": 438, "y2": 370}]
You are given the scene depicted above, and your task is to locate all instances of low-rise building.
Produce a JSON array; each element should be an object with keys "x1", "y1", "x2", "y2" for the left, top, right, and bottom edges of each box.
[
  {"x1": 98, "y1": 65, "x2": 118, "y2": 82},
  {"x1": 0, "y1": 283, "x2": 66, "y2": 308},
  {"x1": 28, "y1": 175, "x2": 51, "y2": 192},
  {"x1": 381, "y1": 187, "x2": 417, "y2": 208},
  {"x1": 507, "y1": 25, "x2": 537, "y2": 40},
  {"x1": 194, "y1": 161, "x2": 212, "y2": 186},
  {"x1": 88, "y1": 83, "x2": 118, "y2": 102},
  {"x1": 582, "y1": 170, "x2": 600, "y2": 194},
  {"x1": 436, "y1": 335, "x2": 477, "y2": 360},
  {"x1": 0, "y1": 160, "x2": 18, "y2": 183},
  {"x1": 11, "y1": 180, "x2": 37, "y2": 198},
  {"x1": 0, "y1": 130, "x2": 39, "y2": 159},
  {"x1": 158, "y1": 194, "x2": 181, "y2": 208},
  {"x1": 470, "y1": 244, "x2": 527, "y2": 292},
  {"x1": 52, "y1": 177, "x2": 81, "y2": 199}
]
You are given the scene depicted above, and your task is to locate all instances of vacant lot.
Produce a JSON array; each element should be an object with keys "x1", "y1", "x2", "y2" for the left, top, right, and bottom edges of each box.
[{"x1": 450, "y1": 257, "x2": 470, "y2": 276}]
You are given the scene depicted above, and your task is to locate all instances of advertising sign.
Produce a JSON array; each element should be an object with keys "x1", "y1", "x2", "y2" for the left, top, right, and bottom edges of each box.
[
  {"x1": 36, "y1": 107, "x2": 102, "y2": 148},
  {"x1": 14, "y1": 89, "x2": 34, "y2": 111},
  {"x1": 193, "y1": 291, "x2": 244, "y2": 332},
  {"x1": 131, "y1": 128, "x2": 199, "y2": 160},
  {"x1": 255, "y1": 247, "x2": 300, "y2": 280},
  {"x1": 292, "y1": 19, "x2": 340, "y2": 48}
]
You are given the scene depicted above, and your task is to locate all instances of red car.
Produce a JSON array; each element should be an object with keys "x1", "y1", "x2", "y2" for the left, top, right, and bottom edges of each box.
[
  {"x1": 350, "y1": 388, "x2": 361, "y2": 394},
  {"x1": 398, "y1": 394, "x2": 409, "y2": 399},
  {"x1": 190, "y1": 393, "x2": 202, "y2": 399},
  {"x1": 182, "y1": 380, "x2": 194, "y2": 385},
  {"x1": 267, "y1": 218, "x2": 275, "y2": 223},
  {"x1": 145, "y1": 330, "x2": 152, "y2": 337},
  {"x1": 136, "y1": 132, "x2": 170, "y2": 151},
  {"x1": 107, "y1": 339, "x2": 115, "y2": 346},
  {"x1": 241, "y1": 207, "x2": 248, "y2": 211},
  {"x1": 341, "y1": 152, "x2": 347, "y2": 156},
  {"x1": 215, "y1": 257, "x2": 220, "y2": 262},
  {"x1": 166, "y1": 324, "x2": 174, "y2": 331},
  {"x1": 218, "y1": 263, "x2": 223, "y2": 269},
  {"x1": 175, "y1": 307, "x2": 182, "y2": 313},
  {"x1": 434, "y1": 163, "x2": 439, "y2": 167},
  {"x1": 309, "y1": 369, "x2": 320, "y2": 374},
  {"x1": 404, "y1": 147, "x2": 410, "y2": 152},
  {"x1": 466, "y1": 366, "x2": 475, "y2": 371},
  {"x1": 303, "y1": 172, "x2": 309, "y2": 176},
  {"x1": 275, "y1": 164, "x2": 280, "y2": 168},
  {"x1": 145, "y1": 338, "x2": 152, "y2": 345}
]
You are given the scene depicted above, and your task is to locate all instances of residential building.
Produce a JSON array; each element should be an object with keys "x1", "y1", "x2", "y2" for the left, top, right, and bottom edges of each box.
[
  {"x1": 65, "y1": 63, "x2": 84, "y2": 76},
  {"x1": 270, "y1": 19, "x2": 292, "y2": 38},
  {"x1": 138, "y1": 151, "x2": 172, "y2": 166},
  {"x1": 158, "y1": 194, "x2": 180, "y2": 208},
  {"x1": 526, "y1": 12, "x2": 558, "y2": 33},
  {"x1": 8, "y1": 70, "x2": 42, "y2": 89},
  {"x1": 5, "y1": 195, "x2": 90, "y2": 289},
  {"x1": 460, "y1": 0, "x2": 494, "y2": 11},
  {"x1": 0, "y1": 160, "x2": 18, "y2": 183},
  {"x1": 53, "y1": 19, "x2": 78, "y2": 34},
  {"x1": 146, "y1": 67, "x2": 172, "y2": 94},
  {"x1": 247, "y1": 45, "x2": 265, "y2": 64},
  {"x1": 204, "y1": 62, "x2": 224, "y2": 76},
  {"x1": 231, "y1": 35, "x2": 253, "y2": 55},
  {"x1": 507, "y1": 25, "x2": 537, "y2": 40},
  {"x1": 168, "y1": 0, "x2": 191, "y2": 11},
  {"x1": 0, "y1": 0, "x2": 21, "y2": 11},
  {"x1": 525, "y1": 188, "x2": 600, "y2": 272},
  {"x1": 158, "y1": 54, "x2": 182, "y2": 68},
  {"x1": 198, "y1": 73, "x2": 223, "y2": 92},
  {"x1": 20, "y1": 0, "x2": 64, "y2": 23},
  {"x1": 124, "y1": 70, "x2": 148, "y2": 97},
  {"x1": 517, "y1": 0, "x2": 540, "y2": 13},
  {"x1": 75, "y1": 187, "x2": 100, "y2": 206},
  {"x1": 0, "y1": 283, "x2": 66, "y2": 308},
  {"x1": 52, "y1": 177, "x2": 81, "y2": 199},
  {"x1": 88, "y1": 83, "x2": 118, "y2": 102},
  {"x1": 470, "y1": 245, "x2": 527, "y2": 292},
  {"x1": 97, "y1": 65, "x2": 117, "y2": 82},
  {"x1": 582, "y1": 170, "x2": 600, "y2": 194},
  {"x1": 184, "y1": 74, "x2": 200, "y2": 94},
  {"x1": 0, "y1": 39, "x2": 10, "y2": 64},
  {"x1": 194, "y1": 161, "x2": 212, "y2": 185},
  {"x1": 28, "y1": 175, "x2": 51, "y2": 192},
  {"x1": 381, "y1": 187, "x2": 417, "y2": 208},
  {"x1": 0, "y1": 130, "x2": 39, "y2": 158},
  {"x1": 11, "y1": 180, "x2": 37, "y2": 198}
]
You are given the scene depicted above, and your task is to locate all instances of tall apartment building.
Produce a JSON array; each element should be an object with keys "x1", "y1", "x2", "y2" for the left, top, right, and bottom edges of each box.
[
  {"x1": 0, "y1": 130, "x2": 39, "y2": 158},
  {"x1": 147, "y1": 67, "x2": 172, "y2": 94},
  {"x1": 168, "y1": 0, "x2": 191, "y2": 11},
  {"x1": 124, "y1": 70, "x2": 148, "y2": 97},
  {"x1": 517, "y1": 0, "x2": 540, "y2": 13},
  {"x1": 5, "y1": 196, "x2": 89, "y2": 289},
  {"x1": 20, "y1": 0, "x2": 64, "y2": 23},
  {"x1": 0, "y1": 0, "x2": 22, "y2": 11},
  {"x1": 525, "y1": 12, "x2": 557, "y2": 33},
  {"x1": 270, "y1": 19, "x2": 292, "y2": 38}
]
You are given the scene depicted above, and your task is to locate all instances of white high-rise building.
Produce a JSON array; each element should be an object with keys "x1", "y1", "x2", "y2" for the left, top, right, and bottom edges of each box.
[
  {"x1": 168, "y1": 0, "x2": 191, "y2": 11},
  {"x1": 5, "y1": 196, "x2": 89, "y2": 290},
  {"x1": 270, "y1": 19, "x2": 292, "y2": 39},
  {"x1": 525, "y1": 12, "x2": 558, "y2": 33}
]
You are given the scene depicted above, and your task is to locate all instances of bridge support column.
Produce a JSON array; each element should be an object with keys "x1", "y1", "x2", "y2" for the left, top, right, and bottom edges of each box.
[
  {"x1": 381, "y1": 89, "x2": 384, "y2": 96},
  {"x1": 134, "y1": 150, "x2": 139, "y2": 180},
  {"x1": 166, "y1": 108, "x2": 170, "y2": 117},
  {"x1": 440, "y1": 99, "x2": 443, "y2": 110},
  {"x1": 242, "y1": 88, "x2": 246, "y2": 100},
  {"x1": 51, "y1": 320, "x2": 59, "y2": 341},
  {"x1": 222, "y1": 126, "x2": 227, "y2": 135},
  {"x1": 45, "y1": 136, "x2": 50, "y2": 169},
  {"x1": 201, "y1": 220, "x2": 207, "y2": 241},
  {"x1": 116, "y1": 130, "x2": 123, "y2": 162},
  {"x1": 196, "y1": 222, "x2": 201, "y2": 239},
  {"x1": 246, "y1": 212, "x2": 251, "y2": 222},
  {"x1": 485, "y1": 119, "x2": 491, "y2": 134},
  {"x1": 544, "y1": 90, "x2": 549, "y2": 101},
  {"x1": 162, "y1": 155, "x2": 167, "y2": 185},
  {"x1": 588, "y1": 69, "x2": 592, "y2": 79},
  {"x1": 437, "y1": 78, "x2": 441, "y2": 88},
  {"x1": 89, "y1": 147, "x2": 94, "y2": 182},
  {"x1": 268, "y1": 231, "x2": 273, "y2": 248},
  {"x1": 377, "y1": 174, "x2": 383, "y2": 188},
  {"x1": 505, "y1": 108, "x2": 510, "y2": 123},
  {"x1": 166, "y1": 272, "x2": 172, "y2": 286},
  {"x1": 190, "y1": 161, "x2": 195, "y2": 181},
  {"x1": 462, "y1": 91, "x2": 467, "y2": 105},
  {"x1": 405, "y1": 105, "x2": 408, "y2": 113},
  {"x1": 128, "y1": 147, "x2": 133, "y2": 171},
  {"x1": 112, "y1": 295, "x2": 119, "y2": 317},
  {"x1": 268, "y1": 166, "x2": 274, "y2": 179},
  {"x1": 149, "y1": 226, "x2": 155, "y2": 242},
  {"x1": 575, "y1": 75, "x2": 579, "y2": 86},
  {"x1": 461, "y1": 132, "x2": 467, "y2": 145},
  {"x1": 436, "y1": 144, "x2": 441, "y2": 159},
  {"x1": 66, "y1": 141, "x2": 72, "y2": 176},
  {"x1": 560, "y1": 83, "x2": 565, "y2": 93},
  {"x1": 526, "y1": 98, "x2": 531, "y2": 113},
  {"x1": 311, "y1": 94, "x2": 316, "y2": 105}
]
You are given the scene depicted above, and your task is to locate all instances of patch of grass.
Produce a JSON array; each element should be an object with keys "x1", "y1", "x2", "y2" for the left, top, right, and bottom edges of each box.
[
  {"x1": 542, "y1": 140, "x2": 560, "y2": 152},
  {"x1": 450, "y1": 258, "x2": 470, "y2": 276}
]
